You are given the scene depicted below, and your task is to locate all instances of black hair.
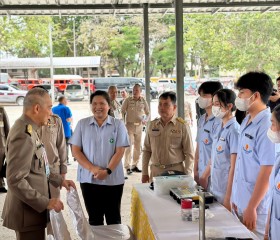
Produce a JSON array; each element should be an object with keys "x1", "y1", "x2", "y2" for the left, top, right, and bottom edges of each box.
[
  {"x1": 276, "y1": 77, "x2": 280, "y2": 82},
  {"x1": 90, "y1": 90, "x2": 110, "y2": 105},
  {"x1": 213, "y1": 89, "x2": 236, "y2": 112},
  {"x1": 235, "y1": 109, "x2": 247, "y2": 125},
  {"x1": 236, "y1": 71, "x2": 273, "y2": 104},
  {"x1": 58, "y1": 96, "x2": 66, "y2": 103},
  {"x1": 273, "y1": 104, "x2": 280, "y2": 125},
  {"x1": 198, "y1": 81, "x2": 223, "y2": 96},
  {"x1": 32, "y1": 85, "x2": 48, "y2": 92},
  {"x1": 159, "y1": 91, "x2": 176, "y2": 105}
]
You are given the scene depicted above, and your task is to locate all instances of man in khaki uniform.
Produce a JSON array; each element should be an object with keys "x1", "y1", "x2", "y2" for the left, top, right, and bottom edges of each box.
[
  {"x1": 122, "y1": 84, "x2": 149, "y2": 174},
  {"x1": 0, "y1": 106, "x2": 10, "y2": 193},
  {"x1": 142, "y1": 91, "x2": 194, "y2": 183},
  {"x1": 1, "y1": 88, "x2": 75, "y2": 240},
  {"x1": 108, "y1": 85, "x2": 122, "y2": 119},
  {"x1": 37, "y1": 114, "x2": 67, "y2": 198}
]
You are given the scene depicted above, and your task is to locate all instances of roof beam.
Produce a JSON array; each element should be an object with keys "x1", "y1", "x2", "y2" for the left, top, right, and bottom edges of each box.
[
  {"x1": 262, "y1": 6, "x2": 272, "y2": 13},
  {"x1": 1, "y1": 2, "x2": 280, "y2": 11}
]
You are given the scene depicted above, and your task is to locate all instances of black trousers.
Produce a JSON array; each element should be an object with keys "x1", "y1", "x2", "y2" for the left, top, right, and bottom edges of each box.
[{"x1": 80, "y1": 183, "x2": 124, "y2": 226}]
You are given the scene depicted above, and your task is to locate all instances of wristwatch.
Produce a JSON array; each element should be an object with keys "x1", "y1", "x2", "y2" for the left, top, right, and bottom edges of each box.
[{"x1": 106, "y1": 168, "x2": 112, "y2": 175}]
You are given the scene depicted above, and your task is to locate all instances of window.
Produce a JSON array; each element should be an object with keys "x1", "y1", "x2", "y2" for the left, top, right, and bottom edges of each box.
[{"x1": 0, "y1": 85, "x2": 9, "y2": 91}]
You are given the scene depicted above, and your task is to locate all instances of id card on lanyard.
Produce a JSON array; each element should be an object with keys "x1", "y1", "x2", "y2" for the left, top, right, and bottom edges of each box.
[{"x1": 42, "y1": 146, "x2": 50, "y2": 178}]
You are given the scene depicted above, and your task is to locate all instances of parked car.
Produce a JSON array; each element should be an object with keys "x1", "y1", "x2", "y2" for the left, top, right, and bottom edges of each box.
[
  {"x1": 64, "y1": 84, "x2": 85, "y2": 101},
  {"x1": 35, "y1": 84, "x2": 59, "y2": 99},
  {"x1": 126, "y1": 86, "x2": 158, "y2": 99},
  {"x1": 0, "y1": 84, "x2": 27, "y2": 105},
  {"x1": 157, "y1": 79, "x2": 176, "y2": 93},
  {"x1": 94, "y1": 77, "x2": 143, "y2": 92}
]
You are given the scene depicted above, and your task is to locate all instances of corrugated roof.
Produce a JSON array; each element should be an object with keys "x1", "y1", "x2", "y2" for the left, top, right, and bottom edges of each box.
[
  {"x1": 0, "y1": 56, "x2": 101, "y2": 69},
  {"x1": 0, "y1": 0, "x2": 280, "y2": 16}
]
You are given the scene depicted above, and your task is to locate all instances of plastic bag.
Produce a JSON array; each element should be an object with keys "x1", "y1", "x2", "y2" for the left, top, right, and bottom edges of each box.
[
  {"x1": 48, "y1": 210, "x2": 72, "y2": 240},
  {"x1": 67, "y1": 187, "x2": 95, "y2": 240}
]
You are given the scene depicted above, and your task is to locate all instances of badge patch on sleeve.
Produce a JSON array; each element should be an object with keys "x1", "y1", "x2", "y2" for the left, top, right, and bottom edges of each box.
[{"x1": 109, "y1": 138, "x2": 114, "y2": 143}]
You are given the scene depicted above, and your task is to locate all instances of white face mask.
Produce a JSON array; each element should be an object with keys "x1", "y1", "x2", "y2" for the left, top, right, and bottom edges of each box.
[
  {"x1": 198, "y1": 96, "x2": 212, "y2": 109},
  {"x1": 212, "y1": 106, "x2": 227, "y2": 119},
  {"x1": 235, "y1": 94, "x2": 255, "y2": 111},
  {"x1": 267, "y1": 128, "x2": 280, "y2": 143}
]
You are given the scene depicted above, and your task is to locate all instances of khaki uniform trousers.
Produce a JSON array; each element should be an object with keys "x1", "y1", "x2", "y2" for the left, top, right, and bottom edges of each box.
[
  {"x1": 16, "y1": 229, "x2": 45, "y2": 240},
  {"x1": 150, "y1": 162, "x2": 185, "y2": 180},
  {"x1": 124, "y1": 123, "x2": 143, "y2": 169}
]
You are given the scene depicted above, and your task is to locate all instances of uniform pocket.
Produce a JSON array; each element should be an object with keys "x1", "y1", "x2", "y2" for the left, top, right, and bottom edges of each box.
[
  {"x1": 23, "y1": 204, "x2": 46, "y2": 227},
  {"x1": 170, "y1": 133, "x2": 182, "y2": 148}
]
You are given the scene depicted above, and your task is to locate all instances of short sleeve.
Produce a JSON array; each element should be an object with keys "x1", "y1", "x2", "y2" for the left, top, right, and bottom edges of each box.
[
  {"x1": 65, "y1": 107, "x2": 72, "y2": 119},
  {"x1": 228, "y1": 128, "x2": 239, "y2": 154},
  {"x1": 256, "y1": 126, "x2": 276, "y2": 166},
  {"x1": 69, "y1": 120, "x2": 82, "y2": 148},
  {"x1": 116, "y1": 120, "x2": 130, "y2": 148}
]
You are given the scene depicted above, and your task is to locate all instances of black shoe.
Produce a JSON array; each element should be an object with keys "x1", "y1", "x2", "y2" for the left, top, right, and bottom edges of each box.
[
  {"x1": 0, "y1": 187, "x2": 7, "y2": 193},
  {"x1": 131, "y1": 166, "x2": 142, "y2": 173},
  {"x1": 126, "y1": 169, "x2": 133, "y2": 175}
]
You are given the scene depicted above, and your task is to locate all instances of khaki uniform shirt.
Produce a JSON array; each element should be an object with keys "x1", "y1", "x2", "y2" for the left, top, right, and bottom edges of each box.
[
  {"x1": 0, "y1": 107, "x2": 10, "y2": 174},
  {"x1": 2, "y1": 115, "x2": 63, "y2": 232},
  {"x1": 37, "y1": 115, "x2": 67, "y2": 175},
  {"x1": 109, "y1": 100, "x2": 122, "y2": 119},
  {"x1": 121, "y1": 96, "x2": 150, "y2": 124},
  {"x1": 142, "y1": 115, "x2": 194, "y2": 176}
]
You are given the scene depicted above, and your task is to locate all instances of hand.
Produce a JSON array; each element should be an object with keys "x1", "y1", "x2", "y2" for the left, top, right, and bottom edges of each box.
[
  {"x1": 142, "y1": 175, "x2": 149, "y2": 183},
  {"x1": 198, "y1": 176, "x2": 208, "y2": 189},
  {"x1": 62, "y1": 179, "x2": 76, "y2": 191},
  {"x1": 223, "y1": 198, "x2": 231, "y2": 212},
  {"x1": 194, "y1": 170, "x2": 199, "y2": 184},
  {"x1": 47, "y1": 198, "x2": 64, "y2": 212},
  {"x1": 264, "y1": 234, "x2": 269, "y2": 240},
  {"x1": 243, "y1": 206, "x2": 257, "y2": 231},
  {"x1": 89, "y1": 165, "x2": 100, "y2": 176},
  {"x1": 94, "y1": 169, "x2": 108, "y2": 180}
]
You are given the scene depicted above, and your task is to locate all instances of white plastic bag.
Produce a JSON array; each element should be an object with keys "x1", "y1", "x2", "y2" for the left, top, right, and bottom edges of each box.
[
  {"x1": 67, "y1": 187, "x2": 95, "y2": 240},
  {"x1": 48, "y1": 210, "x2": 72, "y2": 240}
]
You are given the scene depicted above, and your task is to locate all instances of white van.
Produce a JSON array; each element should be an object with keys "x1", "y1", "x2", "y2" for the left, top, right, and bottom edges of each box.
[
  {"x1": 64, "y1": 84, "x2": 85, "y2": 101},
  {"x1": 157, "y1": 79, "x2": 176, "y2": 93}
]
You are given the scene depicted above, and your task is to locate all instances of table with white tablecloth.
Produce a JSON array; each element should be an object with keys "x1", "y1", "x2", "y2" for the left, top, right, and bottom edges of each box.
[{"x1": 131, "y1": 183, "x2": 258, "y2": 240}]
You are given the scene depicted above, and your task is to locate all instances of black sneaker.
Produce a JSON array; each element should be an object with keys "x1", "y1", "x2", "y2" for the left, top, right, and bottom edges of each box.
[
  {"x1": 126, "y1": 169, "x2": 133, "y2": 175},
  {"x1": 131, "y1": 166, "x2": 142, "y2": 173},
  {"x1": 0, "y1": 187, "x2": 7, "y2": 193}
]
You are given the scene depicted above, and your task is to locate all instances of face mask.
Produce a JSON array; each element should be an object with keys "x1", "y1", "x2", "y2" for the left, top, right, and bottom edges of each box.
[
  {"x1": 235, "y1": 94, "x2": 255, "y2": 111},
  {"x1": 198, "y1": 96, "x2": 212, "y2": 109},
  {"x1": 212, "y1": 106, "x2": 227, "y2": 119},
  {"x1": 267, "y1": 128, "x2": 280, "y2": 143}
]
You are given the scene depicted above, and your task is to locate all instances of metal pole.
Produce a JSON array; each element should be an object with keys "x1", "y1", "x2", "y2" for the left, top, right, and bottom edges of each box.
[
  {"x1": 73, "y1": 18, "x2": 77, "y2": 75},
  {"x1": 87, "y1": 67, "x2": 91, "y2": 99},
  {"x1": 49, "y1": 22, "x2": 55, "y2": 103},
  {"x1": 175, "y1": 0, "x2": 185, "y2": 118},
  {"x1": 143, "y1": 3, "x2": 151, "y2": 109}
]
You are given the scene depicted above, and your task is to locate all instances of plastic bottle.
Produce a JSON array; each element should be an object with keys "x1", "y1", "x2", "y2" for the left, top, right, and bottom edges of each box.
[{"x1": 181, "y1": 199, "x2": 192, "y2": 221}]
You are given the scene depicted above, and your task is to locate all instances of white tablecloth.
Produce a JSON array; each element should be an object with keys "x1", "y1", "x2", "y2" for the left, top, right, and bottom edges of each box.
[{"x1": 133, "y1": 183, "x2": 258, "y2": 240}]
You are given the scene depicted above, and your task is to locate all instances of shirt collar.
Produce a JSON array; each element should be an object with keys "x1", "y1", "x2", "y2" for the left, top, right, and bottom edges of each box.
[
  {"x1": 20, "y1": 114, "x2": 40, "y2": 131},
  {"x1": 89, "y1": 115, "x2": 113, "y2": 126},
  {"x1": 158, "y1": 115, "x2": 177, "y2": 126},
  {"x1": 223, "y1": 117, "x2": 237, "y2": 129},
  {"x1": 247, "y1": 107, "x2": 270, "y2": 125}
]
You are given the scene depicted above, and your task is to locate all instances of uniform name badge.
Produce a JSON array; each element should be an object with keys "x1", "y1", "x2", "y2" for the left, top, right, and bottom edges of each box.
[
  {"x1": 42, "y1": 148, "x2": 50, "y2": 178},
  {"x1": 0, "y1": 121, "x2": 4, "y2": 127},
  {"x1": 113, "y1": 110, "x2": 121, "y2": 119}
]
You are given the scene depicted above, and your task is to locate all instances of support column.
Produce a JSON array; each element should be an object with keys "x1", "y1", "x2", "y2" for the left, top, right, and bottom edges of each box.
[
  {"x1": 143, "y1": 3, "x2": 151, "y2": 109},
  {"x1": 175, "y1": 0, "x2": 185, "y2": 118}
]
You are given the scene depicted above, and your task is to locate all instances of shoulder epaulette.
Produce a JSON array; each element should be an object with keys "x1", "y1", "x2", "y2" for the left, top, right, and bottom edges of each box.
[
  {"x1": 176, "y1": 117, "x2": 186, "y2": 124},
  {"x1": 25, "y1": 124, "x2": 32, "y2": 136}
]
